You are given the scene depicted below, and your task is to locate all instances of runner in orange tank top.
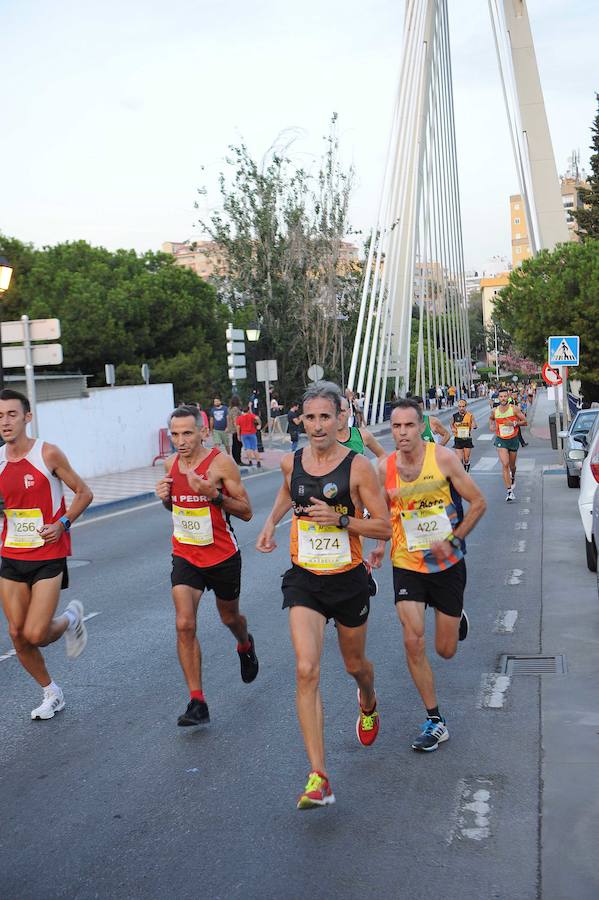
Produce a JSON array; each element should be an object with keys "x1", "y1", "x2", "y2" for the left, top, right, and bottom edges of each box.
[
  {"x1": 156, "y1": 404, "x2": 259, "y2": 728},
  {"x1": 369, "y1": 399, "x2": 486, "y2": 753},
  {"x1": 0, "y1": 389, "x2": 93, "y2": 722}
]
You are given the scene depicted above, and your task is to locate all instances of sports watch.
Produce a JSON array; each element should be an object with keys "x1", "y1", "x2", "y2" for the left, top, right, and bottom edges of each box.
[
  {"x1": 448, "y1": 534, "x2": 461, "y2": 550},
  {"x1": 338, "y1": 514, "x2": 350, "y2": 528},
  {"x1": 59, "y1": 516, "x2": 71, "y2": 532},
  {"x1": 211, "y1": 490, "x2": 225, "y2": 507}
]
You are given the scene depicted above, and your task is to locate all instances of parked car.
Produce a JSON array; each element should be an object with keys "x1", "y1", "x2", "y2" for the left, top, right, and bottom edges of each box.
[
  {"x1": 572, "y1": 425, "x2": 599, "y2": 571},
  {"x1": 558, "y1": 408, "x2": 599, "y2": 488},
  {"x1": 593, "y1": 486, "x2": 599, "y2": 596}
]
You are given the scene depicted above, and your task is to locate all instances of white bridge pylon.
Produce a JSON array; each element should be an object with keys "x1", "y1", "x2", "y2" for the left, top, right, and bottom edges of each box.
[{"x1": 349, "y1": 0, "x2": 567, "y2": 425}]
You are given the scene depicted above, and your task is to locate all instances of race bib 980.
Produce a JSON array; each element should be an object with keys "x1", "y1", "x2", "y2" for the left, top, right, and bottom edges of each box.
[{"x1": 172, "y1": 505, "x2": 214, "y2": 546}]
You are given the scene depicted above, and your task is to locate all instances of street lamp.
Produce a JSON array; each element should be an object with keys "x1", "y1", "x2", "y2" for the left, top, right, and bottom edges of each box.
[
  {"x1": 245, "y1": 322, "x2": 261, "y2": 343},
  {"x1": 336, "y1": 313, "x2": 348, "y2": 393},
  {"x1": 0, "y1": 256, "x2": 14, "y2": 391}
]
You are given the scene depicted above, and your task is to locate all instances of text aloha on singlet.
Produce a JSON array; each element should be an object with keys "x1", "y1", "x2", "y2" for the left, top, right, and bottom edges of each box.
[{"x1": 289, "y1": 449, "x2": 363, "y2": 574}]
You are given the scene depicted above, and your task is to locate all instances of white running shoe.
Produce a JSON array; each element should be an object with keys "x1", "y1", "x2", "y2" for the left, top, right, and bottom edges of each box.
[
  {"x1": 64, "y1": 599, "x2": 88, "y2": 659},
  {"x1": 506, "y1": 488, "x2": 515, "y2": 502},
  {"x1": 31, "y1": 687, "x2": 65, "y2": 720}
]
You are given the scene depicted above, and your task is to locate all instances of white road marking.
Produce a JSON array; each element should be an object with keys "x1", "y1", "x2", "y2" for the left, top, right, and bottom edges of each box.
[
  {"x1": 505, "y1": 568, "x2": 523, "y2": 585},
  {"x1": 471, "y1": 456, "x2": 497, "y2": 471},
  {"x1": 515, "y1": 521, "x2": 528, "y2": 530},
  {"x1": 521, "y1": 508, "x2": 530, "y2": 515},
  {"x1": 516, "y1": 458, "x2": 535, "y2": 472},
  {"x1": 73, "y1": 501, "x2": 161, "y2": 528},
  {"x1": 478, "y1": 673, "x2": 511, "y2": 709},
  {"x1": 512, "y1": 540, "x2": 527, "y2": 552},
  {"x1": 494, "y1": 610, "x2": 519, "y2": 633},
  {"x1": 448, "y1": 778, "x2": 493, "y2": 844},
  {"x1": 477, "y1": 433, "x2": 494, "y2": 441},
  {"x1": 83, "y1": 612, "x2": 101, "y2": 622},
  {"x1": 0, "y1": 612, "x2": 101, "y2": 662},
  {"x1": 523, "y1": 496, "x2": 531, "y2": 503}
]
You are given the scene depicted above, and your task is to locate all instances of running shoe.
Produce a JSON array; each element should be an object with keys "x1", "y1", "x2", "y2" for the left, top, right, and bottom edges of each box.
[
  {"x1": 238, "y1": 633, "x2": 259, "y2": 683},
  {"x1": 506, "y1": 488, "x2": 515, "y2": 502},
  {"x1": 177, "y1": 698, "x2": 210, "y2": 727},
  {"x1": 458, "y1": 610, "x2": 469, "y2": 642},
  {"x1": 411, "y1": 717, "x2": 449, "y2": 752},
  {"x1": 63, "y1": 599, "x2": 87, "y2": 659},
  {"x1": 31, "y1": 687, "x2": 65, "y2": 721},
  {"x1": 356, "y1": 689, "x2": 380, "y2": 747},
  {"x1": 296, "y1": 771, "x2": 335, "y2": 810},
  {"x1": 257, "y1": 461, "x2": 262, "y2": 469}
]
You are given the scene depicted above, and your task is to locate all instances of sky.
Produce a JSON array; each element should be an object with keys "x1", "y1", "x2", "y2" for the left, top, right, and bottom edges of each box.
[{"x1": 1, "y1": 0, "x2": 597, "y2": 271}]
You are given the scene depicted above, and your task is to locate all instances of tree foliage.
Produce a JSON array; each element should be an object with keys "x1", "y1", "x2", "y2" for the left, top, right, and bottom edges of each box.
[
  {"x1": 493, "y1": 240, "x2": 599, "y2": 399},
  {"x1": 0, "y1": 235, "x2": 229, "y2": 402},
  {"x1": 196, "y1": 115, "x2": 363, "y2": 403},
  {"x1": 571, "y1": 93, "x2": 599, "y2": 241}
]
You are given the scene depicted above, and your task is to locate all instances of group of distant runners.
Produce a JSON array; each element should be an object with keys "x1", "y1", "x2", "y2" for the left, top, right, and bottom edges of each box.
[{"x1": 1, "y1": 376, "x2": 536, "y2": 810}]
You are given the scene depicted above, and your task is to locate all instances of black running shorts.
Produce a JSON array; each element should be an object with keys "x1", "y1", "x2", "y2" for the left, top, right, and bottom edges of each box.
[
  {"x1": 171, "y1": 551, "x2": 241, "y2": 601},
  {"x1": 454, "y1": 438, "x2": 473, "y2": 449},
  {"x1": 393, "y1": 559, "x2": 466, "y2": 618},
  {"x1": 281, "y1": 563, "x2": 370, "y2": 628},
  {"x1": 0, "y1": 556, "x2": 69, "y2": 590}
]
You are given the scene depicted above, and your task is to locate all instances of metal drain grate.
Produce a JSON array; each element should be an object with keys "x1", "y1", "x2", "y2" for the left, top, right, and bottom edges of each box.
[{"x1": 498, "y1": 654, "x2": 567, "y2": 675}]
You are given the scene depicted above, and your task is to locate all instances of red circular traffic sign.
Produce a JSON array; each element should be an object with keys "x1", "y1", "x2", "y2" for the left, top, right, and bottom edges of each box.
[{"x1": 542, "y1": 363, "x2": 563, "y2": 386}]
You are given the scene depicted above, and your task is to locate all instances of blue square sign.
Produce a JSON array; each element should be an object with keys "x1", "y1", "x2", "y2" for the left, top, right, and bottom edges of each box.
[{"x1": 548, "y1": 335, "x2": 579, "y2": 367}]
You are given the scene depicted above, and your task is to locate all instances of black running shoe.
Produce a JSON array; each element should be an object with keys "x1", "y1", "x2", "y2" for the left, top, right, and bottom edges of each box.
[
  {"x1": 459, "y1": 610, "x2": 469, "y2": 642},
  {"x1": 177, "y1": 698, "x2": 210, "y2": 727},
  {"x1": 238, "y1": 633, "x2": 259, "y2": 683}
]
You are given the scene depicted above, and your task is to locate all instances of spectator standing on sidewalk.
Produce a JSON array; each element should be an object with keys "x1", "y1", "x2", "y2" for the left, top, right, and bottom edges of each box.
[
  {"x1": 448, "y1": 385, "x2": 457, "y2": 406},
  {"x1": 237, "y1": 403, "x2": 262, "y2": 468},
  {"x1": 287, "y1": 402, "x2": 301, "y2": 452},
  {"x1": 228, "y1": 396, "x2": 243, "y2": 466},
  {"x1": 209, "y1": 397, "x2": 230, "y2": 455}
]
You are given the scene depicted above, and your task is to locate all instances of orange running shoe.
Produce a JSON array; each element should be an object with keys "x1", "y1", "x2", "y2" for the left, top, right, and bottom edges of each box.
[
  {"x1": 296, "y1": 771, "x2": 335, "y2": 810},
  {"x1": 356, "y1": 689, "x2": 380, "y2": 747}
]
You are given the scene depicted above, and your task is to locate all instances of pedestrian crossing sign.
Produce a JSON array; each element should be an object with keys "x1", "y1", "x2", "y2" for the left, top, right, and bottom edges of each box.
[{"x1": 548, "y1": 335, "x2": 579, "y2": 367}]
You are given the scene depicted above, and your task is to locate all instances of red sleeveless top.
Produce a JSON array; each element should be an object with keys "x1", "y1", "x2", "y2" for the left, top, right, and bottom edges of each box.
[
  {"x1": 170, "y1": 449, "x2": 239, "y2": 568},
  {"x1": 0, "y1": 439, "x2": 72, "y2": 560}
]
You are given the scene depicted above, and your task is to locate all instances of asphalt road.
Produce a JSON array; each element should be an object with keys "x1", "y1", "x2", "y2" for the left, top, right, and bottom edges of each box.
[{"x1": 0, "y1": 404, "x2": 551, "y2": 900}]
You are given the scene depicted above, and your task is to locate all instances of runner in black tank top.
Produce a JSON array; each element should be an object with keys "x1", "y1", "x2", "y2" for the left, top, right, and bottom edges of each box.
[{"x1": 256, "y1": 381, "x2": 391, "y2": 811}]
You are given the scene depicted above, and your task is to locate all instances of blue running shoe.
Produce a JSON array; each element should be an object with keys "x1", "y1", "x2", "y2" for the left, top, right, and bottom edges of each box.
[{"x1": 411, "y1": 717, "x2": 449, "y2": 752}]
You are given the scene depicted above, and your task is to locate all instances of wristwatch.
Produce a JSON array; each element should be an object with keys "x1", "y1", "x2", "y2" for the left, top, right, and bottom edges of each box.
[
  {"x1": 448, "y1": 534, "x2": 461, "y2": 549},
  {"x1": 59, "y1": 516, "x2": 71, "y2": 532},
  {"x1": 211, "y1": 490, "x2": 225, "y2": 507},
  {"x1": 338, "y1": 514, "x2": 350, "y2": 528}
]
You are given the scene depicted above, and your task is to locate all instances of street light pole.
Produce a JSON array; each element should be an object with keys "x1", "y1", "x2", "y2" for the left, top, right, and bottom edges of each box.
[
  {"x1": 0, "y1": 256, "x2": 15, "y2": 391},
  {"x1": 336, "y1": 313, "x2": 348, "y2": 393},
  {"x1": 494, "y1": 323, "x2": 499, "y2": 382}
]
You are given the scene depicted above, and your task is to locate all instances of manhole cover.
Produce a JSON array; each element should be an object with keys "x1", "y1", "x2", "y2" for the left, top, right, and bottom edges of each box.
[{"x1": 499, "y1": 654, "x2": 567, "y2": 675}]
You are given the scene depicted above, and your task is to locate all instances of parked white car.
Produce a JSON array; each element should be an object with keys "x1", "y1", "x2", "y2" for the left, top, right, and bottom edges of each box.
[{"x1": 573, "y1": 424, "x2": 599, "y2": 571}]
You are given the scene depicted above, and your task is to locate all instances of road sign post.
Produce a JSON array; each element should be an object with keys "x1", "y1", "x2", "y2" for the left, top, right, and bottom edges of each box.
[
  {"x1": 256, "y1": 359, "x2": 278, "y2": 444},
  {"x1": 226, "y1": 324, "x2": 247, "y2": 391}
]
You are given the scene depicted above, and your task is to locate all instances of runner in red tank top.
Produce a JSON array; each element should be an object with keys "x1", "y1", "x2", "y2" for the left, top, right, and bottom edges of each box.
[
  {"x1": 0, "y1": 389, "x2": 93, "y2": 721},
  {"x1": 155, "y1": 404, "x2": 259, "y2": 727}
]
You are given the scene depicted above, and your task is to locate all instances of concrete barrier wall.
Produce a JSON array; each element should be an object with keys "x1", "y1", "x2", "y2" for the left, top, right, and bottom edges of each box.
[{"x1": 34, "y1": 384, "x2": 174, "y2": 478}]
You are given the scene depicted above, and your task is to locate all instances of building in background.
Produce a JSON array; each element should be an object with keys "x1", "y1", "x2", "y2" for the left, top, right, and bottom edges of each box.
[{"x1": 510, "y1": 194, "x2": 533, "y2": 268}]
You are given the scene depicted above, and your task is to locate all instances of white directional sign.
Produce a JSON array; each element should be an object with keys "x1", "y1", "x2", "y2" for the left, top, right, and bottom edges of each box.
[
  {"x1": 226, "y1": 341, "x2": 246, "y2": 354},
  {"x1": 225, "y1": 326, "x2": 244, "y2": 341},
  {"x1": 1, "y1": 318, "x2": 61, "y2": 344},
  {"x1": 256, "y1": 359, "x2": 278, "y2": 382},
  {"x1": 228, "y1": 367, "x2": 247, "y2": 380},
  {"x1": 548, "y1": 335, "x2": 579, "y2": 367},
  {"x1": 2, "y1": 344, "x2": 63, "y2": 368},
  {"x1": 227, "y1": 354, "x2": 246, "y2": 367}
]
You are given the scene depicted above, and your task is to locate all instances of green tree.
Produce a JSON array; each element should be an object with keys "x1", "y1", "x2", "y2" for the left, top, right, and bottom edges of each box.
[
  {"x1": 0, "y1": 235, "x2": 230, "y2": 402},
  {"x1": 493, "y1": 240, "x2": 599, "y2": 400},
  {"x1": 196, "y1": 115, "x2": 364, "y2": 404},
  {"x1": 467, "y1": 290, "x2": 486, "y2": 359},
  {"x1": 571, "y1": 93, "x2": 599, "y2": 241}
]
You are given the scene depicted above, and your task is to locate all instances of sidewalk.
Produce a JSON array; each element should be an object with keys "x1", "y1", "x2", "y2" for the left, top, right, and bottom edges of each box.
[{"x1": 541, "y1": 470, "x2": 599, "y2": 899}]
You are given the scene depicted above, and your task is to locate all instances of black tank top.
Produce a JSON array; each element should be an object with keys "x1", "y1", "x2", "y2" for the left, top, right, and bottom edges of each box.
[{"x1": 291, "y1": 449, "x2": 357, "y2": 518}]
